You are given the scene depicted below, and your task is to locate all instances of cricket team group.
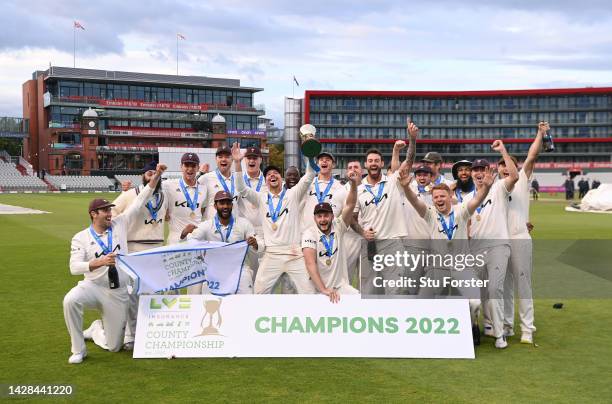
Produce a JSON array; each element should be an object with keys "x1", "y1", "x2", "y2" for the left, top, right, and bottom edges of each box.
[{"x1": 64, "y1": 120, "x2": 550, "y2": 364}]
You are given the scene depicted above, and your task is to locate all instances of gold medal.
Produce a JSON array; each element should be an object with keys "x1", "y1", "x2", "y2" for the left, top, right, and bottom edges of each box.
[
  {"x1": 271, "y1": 223, "x2": 278, "y2": 231},
  {"x1": 326, "y1": 258, "x2": 332, "y2": 266},
  {"x1": 476, "y1": 214, "x2": 481, "y2": 221},
  {"x1": 190, "y1": 211, "x2": 196, "y2": 219}
]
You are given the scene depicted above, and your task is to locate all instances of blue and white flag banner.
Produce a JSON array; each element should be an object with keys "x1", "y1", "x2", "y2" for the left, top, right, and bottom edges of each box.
[{"x1": 116, "y1": 240, "x2": 248, "y2": 295}]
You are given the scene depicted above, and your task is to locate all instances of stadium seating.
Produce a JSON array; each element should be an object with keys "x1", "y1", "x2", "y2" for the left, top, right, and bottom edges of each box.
[
  {"x1": 45, "y1": 175, "x2": 115, "y2": 191},
  {"x1": 0, "y1": 160, "x2": 48, "y2": 191},
  {"x1": 115, "y1": 174, "x2": 142, "y2": 188}
]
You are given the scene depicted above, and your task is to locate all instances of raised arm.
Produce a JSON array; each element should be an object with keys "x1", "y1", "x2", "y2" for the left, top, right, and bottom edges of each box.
[
  {"x1": 341, "y1": 171, "x2": 359, "y2": 225},
  {"x1": 231, "y1": 142, "x2": 260, "y2": 206},
  {"x1": 522, "y1": 121, "x2": 548, "y2": 179},
  {"x1": 388, "y1": 118, "x2": 418, "y2": 175},
  {"x1": 398, "y1": 162, "x2": 427, "y2": 218},
  {"x1": 290, "y1": 157, "x2": 317, "y2": 200},
  {"x1": 467, "y1": 168, "x2": 494, "y2": 215},
  {"x1": 492, "y1": 140, "x2": 519, "y2": 193},
  {"x1": 388, "y1": 140, "x2": 406, "y2": 174}
]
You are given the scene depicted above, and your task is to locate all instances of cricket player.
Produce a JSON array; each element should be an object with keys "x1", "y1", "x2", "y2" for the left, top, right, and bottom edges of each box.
[
  {"x1": 237, "y1": 147, "x2": 267, "y2": 234},
  {"x1": 164, "y1": 153, "x2": 207, "y2": 246},
  {"x1": 421, "y1": 151, "x2": 453, "y2": 186},
  {"x1": 63, "y1": 164, "x2": 166, "y2": 364},
  {"x1": 181, "y1": 191, "x2": 261, "y2": 294},
  {"x1": 199, "y1": 146, "x2": 241, "y2": 221},
  {"x1": 502, "y1": 122, "x2": 548, "y2": 344},
  {"x1": 451, "y1": 160, "x2": 475, "y2": 203},
  {"x1": 398, "y1": 164, "x2": 494, "y2": 344},
  {"x1": 84, "y1": 161, "x2": 169, "y2": 351},
  {"x1": 342, "y1": 160, "x2": 365, "y2": 286},
  {"x1": 233, "y1": 143, "x2": 318, "y2": 294},
  {"x1": 300, "y1": 151, "x2": 347, "y2": 230},
  {"x1": 469, "y1": 140, "x2": 519, "y2": 349},
  {"x1": 302, "y1": 170, "x2": 360, "y2": 302}
]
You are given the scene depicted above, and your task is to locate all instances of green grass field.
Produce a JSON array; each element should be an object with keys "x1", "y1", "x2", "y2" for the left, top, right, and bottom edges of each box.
[{"x1": 1, "y1": 193, "x2": 611, "y2": 402}]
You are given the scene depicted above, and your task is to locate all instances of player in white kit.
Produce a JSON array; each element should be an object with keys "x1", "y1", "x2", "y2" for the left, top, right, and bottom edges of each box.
[
  {"x1": 342, "y1": 160, "x2": 364, "y2": 286},
  {"x1": 469, "y1": 140, "x2": 519, "y2": 349},
  {"x1": 398, "y1": 165, "x2": 494, "y2": 344},
  {"x1": 421, "y1": 151, "x2": 452, "y2": 186},
  {"x1": 302, "y1": 171, "x2": 361, "y2": 302},
  {"x1": 181, "y1": 190, "x2": 261, "y2": 294},
  {"x1": 63, "y1": 164, "x2": 166, "y2": 364},
  {"x1": 233, "y1": 142, "x2": 318, "y2": 294},
  {"x1": 501, "y1": 122, "x2": 548, "y2": 344},
  {"x1": 451, "y1": 160, "x2": 475, "y2": 204},
  {"x1": 83, "y1": 161, "x2": 169, "y2": 351},
  {"x1": 199, "y1": 146, "x2": 242, "y2": 221}
]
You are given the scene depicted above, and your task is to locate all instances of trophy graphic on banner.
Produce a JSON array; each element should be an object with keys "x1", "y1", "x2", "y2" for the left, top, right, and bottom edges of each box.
[
  {"x1": 299, "y1": 124, "x2": 322, "y2": 158},
  {"x1": 198, "y1": 299, "x2": 223, "y2": 336}
]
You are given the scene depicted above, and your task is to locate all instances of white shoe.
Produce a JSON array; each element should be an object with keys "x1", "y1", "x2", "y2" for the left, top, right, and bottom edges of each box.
[
  {"x1": 484, "y1": 325, "x2": 495, "y2": 337},
  {"x1": 123, "y1": 341, "x2": 134, "y2": 351},
  {"x1": 503, "y1": 326, "x2": 515, "y2": 338},
  {"x1": 68, "y1": 350, "x2": 87, "y2": 364},
  {"x1": 495, "y1": 336, "x2": 508, "y2": 349},
  {"x1": 83, "y1": 319, "x2": 102, "y2": 340},
  {"x1": 520, "y1": 333, "x2": 533, "y2": 344}
]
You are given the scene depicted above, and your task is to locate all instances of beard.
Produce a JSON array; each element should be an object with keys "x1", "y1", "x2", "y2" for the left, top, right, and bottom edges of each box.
[{"x1": 457, "y1": 177, "x2": 475, "y2": 192}]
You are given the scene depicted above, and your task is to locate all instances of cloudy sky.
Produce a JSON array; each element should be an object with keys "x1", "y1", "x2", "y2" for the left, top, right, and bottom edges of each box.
[{"x1": 1, "y1": 0, "x2": 611, "y2": 126}]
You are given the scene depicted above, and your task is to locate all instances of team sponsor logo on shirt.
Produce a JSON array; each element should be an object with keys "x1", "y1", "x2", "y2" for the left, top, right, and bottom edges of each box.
[
  {"x1": 175, "y1": 201, "x2": 201, "y2": 208},
  {"x1": 265, "y1": 207, "x2": 288, "y2": 219},
  {"x1": 94, "y1": 244, "x2": 121, "y2": 258},
  {"x1": 364, "y1": 193, "x2": 388, "y2": 207}
]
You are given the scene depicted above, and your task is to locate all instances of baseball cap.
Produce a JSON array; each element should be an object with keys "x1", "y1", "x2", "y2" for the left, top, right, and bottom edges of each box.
[
  {"x1": 213, "y1": 190, "x2": 233, "y2": 202},
  {"x1": 452, "y1": 160, "x2": 472, "y2": 180},
  {"x1": 181, "y1": 153, "x2": 200, "y2": 165},
  {"x1": 88, "y1": 198, "x2": 115, "y2": 212},
  {"x1": 263, "y1": 165, "x2": 282, "y2": 177},
  {"x1": 421, "y1": 152, "x2": 443, "y2": 163},
  {"x1": 316, "y1": 151, "x2": 335, "y2": 162},
  {"x1": 414, "y1": 164, "x2": 433, "y2": 175},
  {"x1": 313, "y1": 202, "x2": 333, "y2": 214},
  {"x1": 141, "y1": 161, "x2": 157, "y2": 173},
  {"x1": 245, "y1": 147, "x2": 262, "y2": 158},
  {"x1": 215, "y1": 146, "x2": 231, "y2": 156},
  {"x1": 472, "y1": 158, "x2": 490, "y2": 169}
]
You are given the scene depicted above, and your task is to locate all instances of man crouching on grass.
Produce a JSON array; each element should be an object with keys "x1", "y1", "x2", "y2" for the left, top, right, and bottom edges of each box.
[
  {"x1": 301, "y1": 170, "x2": 361, "y2": 302},
  {"x1": 63, "y1": 164, "x2": 166, "y2": 364}
]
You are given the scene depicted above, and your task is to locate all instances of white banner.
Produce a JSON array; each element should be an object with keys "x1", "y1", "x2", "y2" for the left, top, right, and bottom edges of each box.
[
  {"x1": 134, "y1": 295, "x2": 475, "y2": 359},
  {"x1": 116, "y1": 240, "x2": 248, "y2": 295}
]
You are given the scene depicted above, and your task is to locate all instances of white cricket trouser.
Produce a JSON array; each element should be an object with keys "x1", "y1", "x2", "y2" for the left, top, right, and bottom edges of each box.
[
  {"x1": 475, "y1": 245, "x2": 510, "y2": 339},
  {"x1": 254, "y1": 245, "x2": 316, "y2": 294},
  {"x1": 343, "y1": 229, "x2": 362, "y2": 287},
  {"x1": 503, "y1": 239, "x2": 535, "y2": 334},
  {"x1": 63, "y1": 279, "x2": 128, "y2": 354}
]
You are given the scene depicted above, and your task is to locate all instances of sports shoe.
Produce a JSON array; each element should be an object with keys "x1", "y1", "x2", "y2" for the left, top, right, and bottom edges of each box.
[
  {"x1": 472, "y1": 324, "x2": 480, "y2": 346},
  {"x1": 503, "y1": 326, "x2": 515, "y2": 338},
  {"x1": 483, "y1": 324, "x2": 495, "y2": 337},
  {"x1": 68, "y1": 350, "x2": 87, "y2": 364},
  {"x1": 495, "y1": 336, "x2": 508, "y2": 349},
  {"x1": 520, "y1": 333, "x2": 533, "y2": 344},
  {"x1": 83, "y1": 319, "x2": 102, "y2": 340},
  {"x1": 123, "y1": 341, "x2": 134, "y2": 351}
]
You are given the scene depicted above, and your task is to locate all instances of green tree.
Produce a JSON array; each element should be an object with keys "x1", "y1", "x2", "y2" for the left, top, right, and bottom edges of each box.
[{"x1": 268, "y1": 144, "x2": 284, "y2": 170}]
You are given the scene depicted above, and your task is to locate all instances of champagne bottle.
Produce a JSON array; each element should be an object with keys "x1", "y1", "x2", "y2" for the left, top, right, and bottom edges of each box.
[
  {"x1": 543, "y1": 131, "x2": 555, "y2": 152},
  {"x1": 108, "y1": 265, "x2": 120, "y2": 289}
]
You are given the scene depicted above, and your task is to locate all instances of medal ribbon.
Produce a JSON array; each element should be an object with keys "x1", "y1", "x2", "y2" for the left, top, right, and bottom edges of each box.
[
  {"x1": 146, "y1": 192, "x2": 161, "y2": 220},
  {"x1": 179, "y1": 178, "x2": 199, "y2": 214},
  {"x1": 438, "y1": 211, "x2": 455, "y2": 240},
  {"x1": 244, "y1": 173, "x2": 263, "y2": 192},
  {"x1": 214, "y1": 215, "x2": 234, "y2": 242},
  {"x1": 267, "y1": 188, "x2": 287, "y2": 223},
  {"x1": 320, "y1": 233, "x2": 335, "y2": 257},
  {"x1": 314, "y1": 177, "x2": 334, "y2": 204},
  {"x1": 364, "y1": 181, "x2": 386, "y2": 206},
  {"x1": 216, "y1": 169, "x2": 235, "y2": 196},
  {"x1": 89, "y1": 225, "x2": 113, "y2": 254}
]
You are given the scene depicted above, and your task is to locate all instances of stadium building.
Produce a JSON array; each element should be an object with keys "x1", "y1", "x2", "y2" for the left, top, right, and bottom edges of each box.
[
  {"x1": 22, "y1": 66, "x2": 266, "y2": 176},
  {"x1": 290, "y1": 88, "x2": 612, "y2": 173}
]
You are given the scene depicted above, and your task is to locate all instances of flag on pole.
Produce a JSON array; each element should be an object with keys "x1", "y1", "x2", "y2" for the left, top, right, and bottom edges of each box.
[
  {"x1": 177, "y1": 33, "x2": 186, "y2": 40},
  {"x1": 74, "y1": 20, "x2": 85, "y2": 30},
  {"x1": 293, "y1": 76, "x2": 300, "y2": 86}
]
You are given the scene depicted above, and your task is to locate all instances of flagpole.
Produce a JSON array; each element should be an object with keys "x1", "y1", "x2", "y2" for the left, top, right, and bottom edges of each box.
[
  {"x1": 73, "y1": 25, "x2": 76, "y2": 68},
  {"x1": 176, "y1": 35, "x2": 179, "y2": 75},
  {"x1": 292, "y1": 75, "x2": 294, "y2": 98}
]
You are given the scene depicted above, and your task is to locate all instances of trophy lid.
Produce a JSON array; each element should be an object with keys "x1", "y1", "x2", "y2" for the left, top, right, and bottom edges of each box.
[{"x1": 300, "y1": 124, "x2": 317, "y2": 136}]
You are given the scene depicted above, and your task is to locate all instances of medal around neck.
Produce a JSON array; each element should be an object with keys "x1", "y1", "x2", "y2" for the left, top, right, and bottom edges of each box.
[{"x1": 299, "y1": 124, "x2": 322, "y2": 158}]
